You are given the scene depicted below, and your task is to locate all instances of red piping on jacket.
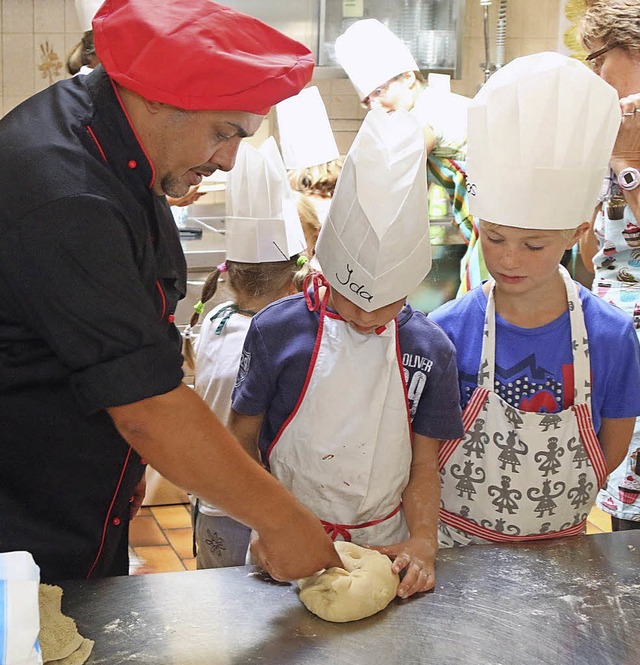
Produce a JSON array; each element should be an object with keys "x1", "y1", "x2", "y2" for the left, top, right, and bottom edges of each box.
[
  {"x1": 109, "y1": 78, "x2": 156, "y2": 190},
  {"x1": 86, "y1": 446, "x2": 133, "y2": 579},
  {"x1": 85, "y1": 125, "x2": 107, "y2": 162},
  {"x1": 155, "y1": 280, "x2": 167, "y2": 319}
]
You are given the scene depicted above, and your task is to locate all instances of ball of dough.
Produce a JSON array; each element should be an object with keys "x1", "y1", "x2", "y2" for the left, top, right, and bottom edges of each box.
[{"x1": 298, "y1": 541, "x2": 399, "y2": 622}]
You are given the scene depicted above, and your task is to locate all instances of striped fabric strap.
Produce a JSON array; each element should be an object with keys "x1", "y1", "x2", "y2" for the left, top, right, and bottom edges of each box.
[{"x1": 427, "y1": 155, "x2": 489, "y2": 295}]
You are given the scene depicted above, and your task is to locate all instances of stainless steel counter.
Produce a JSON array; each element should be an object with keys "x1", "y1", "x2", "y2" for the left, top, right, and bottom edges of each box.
[{"x1": 60, "y1": 531, "x2": 639, "y2": 665}]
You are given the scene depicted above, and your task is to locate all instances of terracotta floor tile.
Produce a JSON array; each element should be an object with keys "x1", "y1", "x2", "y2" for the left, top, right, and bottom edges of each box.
[
  {"x1": 129, "y1": 515, "x2": 168, "y2": 547},
  {"x1": 150, "y1": 504, "x2": 192, "y2": 530},
  {"x1": 165, "y1": 527, "x2": 195, "y2": 560},
  {"x1": 182, "y1": 558, "x2": 197, "y2": 571},
  {"x1": 133, "y1": 545, "x2": 186, "y2": 573},
  {"x1": 136, "y1": 507, "x2": 152, "y2": 517}
]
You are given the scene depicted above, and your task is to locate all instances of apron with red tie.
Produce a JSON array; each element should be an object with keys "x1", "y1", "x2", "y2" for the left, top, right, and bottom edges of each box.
[{"x1": 267, "y1": 281, "x2": 412, "y2": 545}]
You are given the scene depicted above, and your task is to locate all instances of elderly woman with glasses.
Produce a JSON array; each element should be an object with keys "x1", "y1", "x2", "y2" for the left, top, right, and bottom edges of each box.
[{"x1": 579, "y1": 0, "x2": 640, "y2": 532}]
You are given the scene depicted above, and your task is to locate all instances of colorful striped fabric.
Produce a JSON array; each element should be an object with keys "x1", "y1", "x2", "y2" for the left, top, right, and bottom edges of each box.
[{"x1": 427, "y1": 155, "x2": 488, "y2": 295}]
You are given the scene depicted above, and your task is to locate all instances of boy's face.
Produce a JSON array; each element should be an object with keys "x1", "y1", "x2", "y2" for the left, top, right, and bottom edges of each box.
[
  {"x1": 479, "y1": 221, "x2": 583, "y2": 295},
  {"x1": 328, "y1": 288, "x2": 405, "y2": 335}
]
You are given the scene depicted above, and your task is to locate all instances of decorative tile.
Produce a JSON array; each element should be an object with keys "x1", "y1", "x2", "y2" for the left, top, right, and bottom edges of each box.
[{"x1": 34, "y1": 34, "x2": 66, "y2": 92}]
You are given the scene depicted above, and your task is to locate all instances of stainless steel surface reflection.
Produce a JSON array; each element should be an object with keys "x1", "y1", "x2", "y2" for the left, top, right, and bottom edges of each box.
[{"x1": 60, "y1": 532, "x2": 640, "y2": 665}]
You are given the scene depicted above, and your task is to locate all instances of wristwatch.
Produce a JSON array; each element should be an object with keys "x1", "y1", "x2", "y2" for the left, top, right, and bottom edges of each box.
[{"x1": 617, "y1": 167, "x2": 640, "y2": 191}]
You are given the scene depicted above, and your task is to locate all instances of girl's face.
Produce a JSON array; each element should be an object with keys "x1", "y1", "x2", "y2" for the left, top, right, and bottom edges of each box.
[
  {"x1": 480, "y1": 221, "x2": 585, "y2": 297},
  {"x1": 327, "y1": 288, "x2": 405, "y2": 335},
  {"x1": 587, "y1": 40, "x2": 640, "y2": 99},
  {"x1": 366, "y1": 72, "x2": 417, "y2": 112}
]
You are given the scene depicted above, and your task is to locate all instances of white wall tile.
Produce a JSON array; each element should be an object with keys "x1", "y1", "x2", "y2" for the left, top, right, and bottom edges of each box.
[
  {"x1": 3, "y1": 32, "x2": 34, "y2": 98},
  {"x1": 3, "y1": 94, "x2": 27, "y2": 115},
  {"x1": 35, "y1": 0, "x2": 65, "y2": 33},
  {"x1": 3, "y1": 0, "x2": 33, "y2": 33},
  {"x1": 65, "y1": 0, "x2": 81, "y2": 33}
]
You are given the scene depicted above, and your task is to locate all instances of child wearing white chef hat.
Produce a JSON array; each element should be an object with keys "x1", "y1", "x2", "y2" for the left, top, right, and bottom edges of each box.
[
  {"x1": 229, "y1": 108, "x2": 464, "y2": 598},
  {"x1": 276, "y1": 86, "x2": 343, "y2": 260},
  {"x1": 335, "y1": 18, "x2": 487, "y2": 296},
  {"x1": 185, "y1": 137, "x2": 313, "y2": 569},
  {"x1": 429, "y1": 52, "x2": 640, "y2": 547}
]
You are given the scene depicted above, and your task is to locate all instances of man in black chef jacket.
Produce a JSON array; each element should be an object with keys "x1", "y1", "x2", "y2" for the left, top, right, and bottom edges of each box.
[{"x1": 0, "y1": 0, "x2": 340, "y2": 583}]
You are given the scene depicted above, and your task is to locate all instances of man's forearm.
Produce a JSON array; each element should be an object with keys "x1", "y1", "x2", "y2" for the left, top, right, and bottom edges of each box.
[{"x1": 107, "y1": 384, "x2": 303, "y2": 533}]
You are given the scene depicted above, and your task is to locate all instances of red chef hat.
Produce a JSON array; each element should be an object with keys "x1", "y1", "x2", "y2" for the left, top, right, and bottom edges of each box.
[{"x1": 92, "y1": 0, "x2": 314, "y2": 115}]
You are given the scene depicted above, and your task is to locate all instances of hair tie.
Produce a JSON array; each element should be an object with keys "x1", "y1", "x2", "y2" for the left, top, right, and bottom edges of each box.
[
  {"x1": 296, "y1": 255, "x2": 309, "y2": 268},
  {"x1": 217, "y1": 262, "x2": 228, "y2": 273},
  {"x1": 193, "y1": 300, "x2": 205, "y2": 315}
]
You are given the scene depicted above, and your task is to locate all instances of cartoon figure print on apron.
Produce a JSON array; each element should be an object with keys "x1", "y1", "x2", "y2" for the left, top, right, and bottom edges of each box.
[
  {"x1": 267, "y1": 278, "x2": 412, "y2": 546},
  {"x1": 439, "y1": 266, "x2": 608, "y2": 547}
]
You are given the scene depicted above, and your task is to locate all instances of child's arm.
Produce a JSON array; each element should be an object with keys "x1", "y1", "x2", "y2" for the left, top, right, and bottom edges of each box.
[
  {"x1": 227, "y1": 408, "x2": 264, "y2": 464},
  {"x1": 599, "y1": 416, "x2": 636, "y2": 474},
  {"x1": 371, "y1": 434, "x2": 440, "y2": 599}
]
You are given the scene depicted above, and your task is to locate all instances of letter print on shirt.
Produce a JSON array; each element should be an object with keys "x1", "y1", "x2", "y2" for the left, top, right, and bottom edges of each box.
[{"x1": 235, "y1": 349, "x2": 251, "y2": 388}]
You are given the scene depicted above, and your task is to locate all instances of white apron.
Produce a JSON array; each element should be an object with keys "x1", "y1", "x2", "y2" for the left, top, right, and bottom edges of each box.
[
  {"x1": 267, "y1": 281, "x2": 412, "y2": 545},
  {"x1": 439, "y1": 267, "x2": 608, "y2": 546}
]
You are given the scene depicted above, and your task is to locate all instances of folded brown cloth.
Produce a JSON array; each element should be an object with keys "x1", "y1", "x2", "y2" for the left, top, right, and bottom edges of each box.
[{"x1": 38, "y1": 584, "x2": 94, "y2": 664}]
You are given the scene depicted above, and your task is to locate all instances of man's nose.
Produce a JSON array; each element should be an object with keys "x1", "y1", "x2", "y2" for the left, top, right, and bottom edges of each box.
[{"x1": 212, "y1": 137, "x2": 243, "y2": 172}]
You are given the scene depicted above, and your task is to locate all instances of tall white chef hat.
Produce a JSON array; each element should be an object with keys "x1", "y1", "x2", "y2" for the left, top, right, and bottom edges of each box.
[
  {"x1": 335, "y1": 19, "x2": 419, "y2": 101},
  {"x1": 315, "y1": 108, "x2": 430, "y2": 312},
  {"x1": 225, "y1": 137, "x2": 307, "y2": 262},
  {"x1": 75, "y1": 0, "x2": 102, "y2": 32},
  {"x1": 466, "y1": 52, "x2": 620, "y2": 230},
  {"x1": 276, "y1": 86, "x2": 340, "y2": 170}
]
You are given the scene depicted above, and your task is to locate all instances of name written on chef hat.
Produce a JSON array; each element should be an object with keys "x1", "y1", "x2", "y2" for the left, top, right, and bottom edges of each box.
[{"x1": 92, "y1": 0, "x2": 315, "y2": 115}]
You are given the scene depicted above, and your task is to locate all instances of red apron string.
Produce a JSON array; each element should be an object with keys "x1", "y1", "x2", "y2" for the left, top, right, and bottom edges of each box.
[{"x1": 320, "y1": 504, "x2": 402, "y2": 542}]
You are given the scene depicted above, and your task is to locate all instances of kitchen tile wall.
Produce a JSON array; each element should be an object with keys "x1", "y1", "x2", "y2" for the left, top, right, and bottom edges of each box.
[{"x1": 0, "y1": 0, "x2": 564, "y2": 145}]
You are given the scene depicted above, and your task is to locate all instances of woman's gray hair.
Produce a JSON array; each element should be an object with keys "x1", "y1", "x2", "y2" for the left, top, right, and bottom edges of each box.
[{"x1": 579, "y1": 0, "x2": 640, "y2": 51}]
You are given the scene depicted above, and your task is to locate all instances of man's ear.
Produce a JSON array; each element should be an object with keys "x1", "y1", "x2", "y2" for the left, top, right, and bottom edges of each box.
[{"x1": 141, "y1": 98, "x2": 164, "y2": 115}]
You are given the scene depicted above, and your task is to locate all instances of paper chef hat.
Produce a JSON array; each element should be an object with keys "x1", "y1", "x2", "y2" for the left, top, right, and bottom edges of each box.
[
  {"x1": 93, "y1": 0, "x2": 314, "y2": 114},
  {"x1": 276, "y1": 86, "x2": 340, "y2": 170},
  {"x1": 75, "y1": 0, "x2": 102, "y2": 31},
  {"x1": 315, "y1": 108, "x2": 430, "y2": 312},
  {"x1": 225, "y1": 138, "x2": 307, "y2": 263},
  {"x1": 466, "y1": 52, "x2": 620, "y2": 230},
  {"x1": 335, "y1": 19, "x2": 419, "y2": 101}
]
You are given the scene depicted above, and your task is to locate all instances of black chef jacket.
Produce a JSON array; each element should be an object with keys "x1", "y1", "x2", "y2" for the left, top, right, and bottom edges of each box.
[{"x1": 0, "y1": 67, "x2": 187, "y2": 581}]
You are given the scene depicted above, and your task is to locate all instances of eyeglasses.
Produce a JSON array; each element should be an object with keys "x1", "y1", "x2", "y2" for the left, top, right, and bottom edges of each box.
[{"x1": 585, "y1": 43, "x2": 618, "y2": 70}]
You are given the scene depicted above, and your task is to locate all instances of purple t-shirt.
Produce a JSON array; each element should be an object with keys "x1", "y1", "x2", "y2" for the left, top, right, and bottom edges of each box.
[
  {"x1": 232, "y1": 293, "x2": 464, "y2": 462},
  {"x1": 429, "y1": 283, "x2": 640, "y2": 436}
]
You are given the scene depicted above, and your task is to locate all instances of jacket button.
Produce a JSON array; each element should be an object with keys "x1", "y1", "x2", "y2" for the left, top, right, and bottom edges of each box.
[
  {"x1": 127, "y1": 159, "x2": 137, "y2": 169},
  {"x1": 167, "y1": 314, "x2": 175, "y2": 323},
  {"x1": 112, "y1": 517, "x2": 121, "y2": 526}
]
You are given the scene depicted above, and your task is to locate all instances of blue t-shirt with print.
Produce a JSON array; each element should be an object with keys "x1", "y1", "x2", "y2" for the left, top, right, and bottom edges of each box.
[
  {"x1": 429, "y1": 283, "x2": 640, "y2": 438},
  {"x1": 232, "y1": 292, "x2": 465, "y2": 463}
]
